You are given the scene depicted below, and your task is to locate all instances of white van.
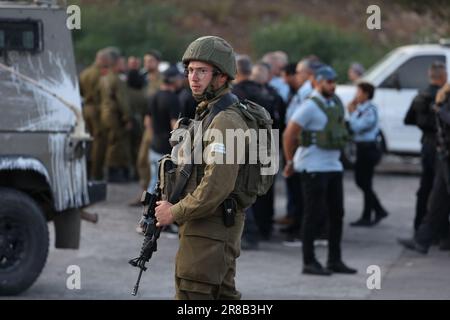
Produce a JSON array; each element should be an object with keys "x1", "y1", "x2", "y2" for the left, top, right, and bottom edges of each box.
[{"x1": 336, "y1": 42, "x2": 450, "y2": 160}]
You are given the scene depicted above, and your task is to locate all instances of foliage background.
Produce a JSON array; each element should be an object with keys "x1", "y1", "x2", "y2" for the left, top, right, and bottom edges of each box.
[{"x1": 70, "y1": 0, "x2": 450, "y2": 82}]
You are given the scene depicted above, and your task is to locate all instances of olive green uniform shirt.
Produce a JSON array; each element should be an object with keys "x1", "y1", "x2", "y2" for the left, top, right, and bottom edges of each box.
[
  {"x1": 170, "y1": 100, "x2": 249, "y2": 224},
  {"x1": 79, "y1": 64, "x2": 101, "y2": 106}
]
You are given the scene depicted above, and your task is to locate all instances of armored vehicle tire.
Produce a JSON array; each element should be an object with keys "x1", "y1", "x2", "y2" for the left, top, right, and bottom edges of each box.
[{"x1": 0, "y1": 187, "x2": 49, "y2": 296}]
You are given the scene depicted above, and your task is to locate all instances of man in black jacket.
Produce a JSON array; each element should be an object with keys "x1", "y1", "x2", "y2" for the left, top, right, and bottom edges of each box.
[
  {"x1": 399, "y1": 69, "x2": 450, "y2": 254},
  {"x1": 404, "y1": 61, "x2": 448, "y2": 236},
  {"x1": 233, "y1": 58, "x2": 281, "y2": 126},
  {"x1": 232, "y1": 55, "x2": 261, "y2": 249}
]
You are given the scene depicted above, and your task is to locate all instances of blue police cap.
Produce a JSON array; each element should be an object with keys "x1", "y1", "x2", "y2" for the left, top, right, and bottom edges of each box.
[{"x1": 315, "y1": 65, "x2": 337, "y2": 81}]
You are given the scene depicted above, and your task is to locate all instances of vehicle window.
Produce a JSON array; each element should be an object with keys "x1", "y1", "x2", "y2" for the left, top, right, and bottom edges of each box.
[
  {"x1": 380, "y1": 55, "x2": 446, "y2": 90},
  {"x1": 0, "y1": 19, "x2": 42, "y2": 52}
]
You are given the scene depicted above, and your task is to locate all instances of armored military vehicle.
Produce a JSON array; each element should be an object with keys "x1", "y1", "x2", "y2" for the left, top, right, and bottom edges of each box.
[{"x1": 0, "y1": 0, "x2": 106, "y2": 295}]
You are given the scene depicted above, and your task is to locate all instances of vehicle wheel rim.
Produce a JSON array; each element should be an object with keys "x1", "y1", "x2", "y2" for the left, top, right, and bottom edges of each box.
[{"x1": 0, "y1": 218, "x2": 26, "y2": 270}]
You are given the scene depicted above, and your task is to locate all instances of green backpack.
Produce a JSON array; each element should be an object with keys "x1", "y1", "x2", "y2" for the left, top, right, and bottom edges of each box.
[{"x1": 229, "y1": 99, "x2": 276, "y2": 204}]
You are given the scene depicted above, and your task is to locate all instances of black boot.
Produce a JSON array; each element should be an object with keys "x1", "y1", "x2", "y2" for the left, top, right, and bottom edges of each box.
[
  {"x1": 121, "y1": 167, "x2": 130, "y2": 182},
  {"x1": 372, "y1": 194, "x2": 388, "y2": 225},
  {"x1": 373, "y1": 209, "x2": 388, "y2": 225},
  {"x1": 439, "y1": 235, "x2": 450, "y2": 251},
  {"x1": 351, "y1": 202, "x2": 373, "y2": 227},
  {"x1": 327, "y1": 261, "x2": 358, "y2": 274},
  {"x1": 303, "y1": 260, "x2": 332, "y2": 276},
  {"x1": 350, "y1": 217, "x2": 373, "y2": 227},
  {"x1": 108, "y1": 167, "x2": 120, "y2": 182},
  {"x1": 397, "y1": 237, "x2": 428, "y2": 254},
  {"x1": 108, "y1": 167, "x2": 128, "y2": 183},
  {"x1": 350, "y1": 208, "x2": 373, "y2": 226}
]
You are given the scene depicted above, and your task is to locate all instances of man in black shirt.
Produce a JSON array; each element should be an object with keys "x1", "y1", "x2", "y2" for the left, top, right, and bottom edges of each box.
[
  {"x1": 145, "y1": 66, "x2": 181, "y2": 192},
  {"x1": 281, "y1": 63, "x2": 298, "y2": 108},
  {"x1": 232, "y1": 55, "x2": 266, "y2": 249},
  {"x1": 233, "y1": 57, "x2": 275, "y2": 112},
  {"x1": 243, "y1": 61, "x2": 283, "y2": 240},
  {"x1": 399, "y1": 80, "x2": 450, "y2": 253},
  {"x1": 178, "y1": 78, "x2": 197, "y2": 119},
  {"x1": 404, "y1": 61, "x2": 449, "y2": 243}
]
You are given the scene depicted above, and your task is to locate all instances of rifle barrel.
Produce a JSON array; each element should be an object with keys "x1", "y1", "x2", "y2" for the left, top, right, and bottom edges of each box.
[{"x1": 131, "y1": 268, "x2": 144, "y2": 296}]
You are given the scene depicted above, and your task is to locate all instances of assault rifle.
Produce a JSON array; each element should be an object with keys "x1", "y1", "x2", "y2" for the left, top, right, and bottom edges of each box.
[{"x1": 128, "y1": 187, "x2": 162, "y2": 296}]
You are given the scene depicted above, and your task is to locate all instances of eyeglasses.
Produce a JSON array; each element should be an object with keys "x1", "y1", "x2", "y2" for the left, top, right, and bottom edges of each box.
[{"x1": 184, "y1": 67, "x2": 220, "y2": 79}]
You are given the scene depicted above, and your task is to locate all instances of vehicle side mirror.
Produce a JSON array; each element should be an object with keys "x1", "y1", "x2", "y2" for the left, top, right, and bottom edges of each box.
[
  {"x1": 391, "y1": 73, "x2": 401, "y2": 90},
  {"x1": 380, "y1": 72, "x2": 402, "y2": 90}
]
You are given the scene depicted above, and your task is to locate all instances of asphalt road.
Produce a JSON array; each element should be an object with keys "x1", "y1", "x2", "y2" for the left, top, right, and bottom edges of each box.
[{"x1": 7, "y1": 156, "x2": 450, "y2": 300}]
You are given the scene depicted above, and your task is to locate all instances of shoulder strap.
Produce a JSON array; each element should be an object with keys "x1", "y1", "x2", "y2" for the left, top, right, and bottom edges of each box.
[
  {"x1": 299, "y1": 97, "x2": 326, "y2": 141},
  {"x1": 202, "y1": 92, "x2": 239, "y2": 130},
  {"x1": 332, "y1": 95, "x2": 345, "y2": 113},
  {"x1": 310, "y1": 96, "x2": 327, "y2": 114},
  {"x1": 311, "y1": 95, "x2": 345, "y2": 118}
]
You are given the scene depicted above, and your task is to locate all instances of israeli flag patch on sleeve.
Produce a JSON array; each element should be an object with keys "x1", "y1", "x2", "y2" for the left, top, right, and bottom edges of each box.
[{"x1": 210, "y1": 142, "x2": 226, "y2": 154}]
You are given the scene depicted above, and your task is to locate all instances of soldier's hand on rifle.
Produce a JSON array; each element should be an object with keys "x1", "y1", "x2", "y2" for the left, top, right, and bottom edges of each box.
[
  {"x1": 155, "y1": 201, "x2": 175, "y2": 227},
  {"x1": 436, "y1": 83, "x2": 450, "y2": 105}
]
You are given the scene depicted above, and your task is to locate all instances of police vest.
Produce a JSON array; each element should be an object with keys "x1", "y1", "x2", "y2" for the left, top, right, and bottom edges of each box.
[{"x1": 300, "y1": 95, "x2": 349, "y2": 150}]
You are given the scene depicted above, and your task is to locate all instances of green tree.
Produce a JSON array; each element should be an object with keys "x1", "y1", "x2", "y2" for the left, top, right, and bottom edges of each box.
[
  {"x1": 251, "y1": 16, "x2": 390, "y2": 82},
  {"x1": 72, "y1": 1, "x2": 194, "y2": 65}
]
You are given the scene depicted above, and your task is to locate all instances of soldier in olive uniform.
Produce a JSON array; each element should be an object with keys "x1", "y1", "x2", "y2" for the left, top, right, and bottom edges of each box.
[
  {"x1": 154, "y1": 36, "x2": 252, "y2": 300},
  {"x1": 126, "y1": 69, "x2": 147, "y2": 182},
  {"x1": 143, "y1": 49, "x2": 163, "y2": 97},
  {"x1": 79, "y1": 49, "x2": 109, "y2": 180},
  {"x1": 99, "y1": 49, "x2": 132, "y2": 182},
  {"x1": 135, "y1": 50, "x2": 163, "y2": 192}
]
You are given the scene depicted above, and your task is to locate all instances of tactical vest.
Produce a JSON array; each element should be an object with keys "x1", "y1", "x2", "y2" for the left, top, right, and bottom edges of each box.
[{"x1": 300, "y1": 95, "x2": 349, "y2": 150}]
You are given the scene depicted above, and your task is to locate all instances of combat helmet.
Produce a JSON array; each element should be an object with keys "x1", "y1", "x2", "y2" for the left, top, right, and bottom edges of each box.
[{"x1": 182, "y1": 36, "x2": 237, "y2": 80}]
